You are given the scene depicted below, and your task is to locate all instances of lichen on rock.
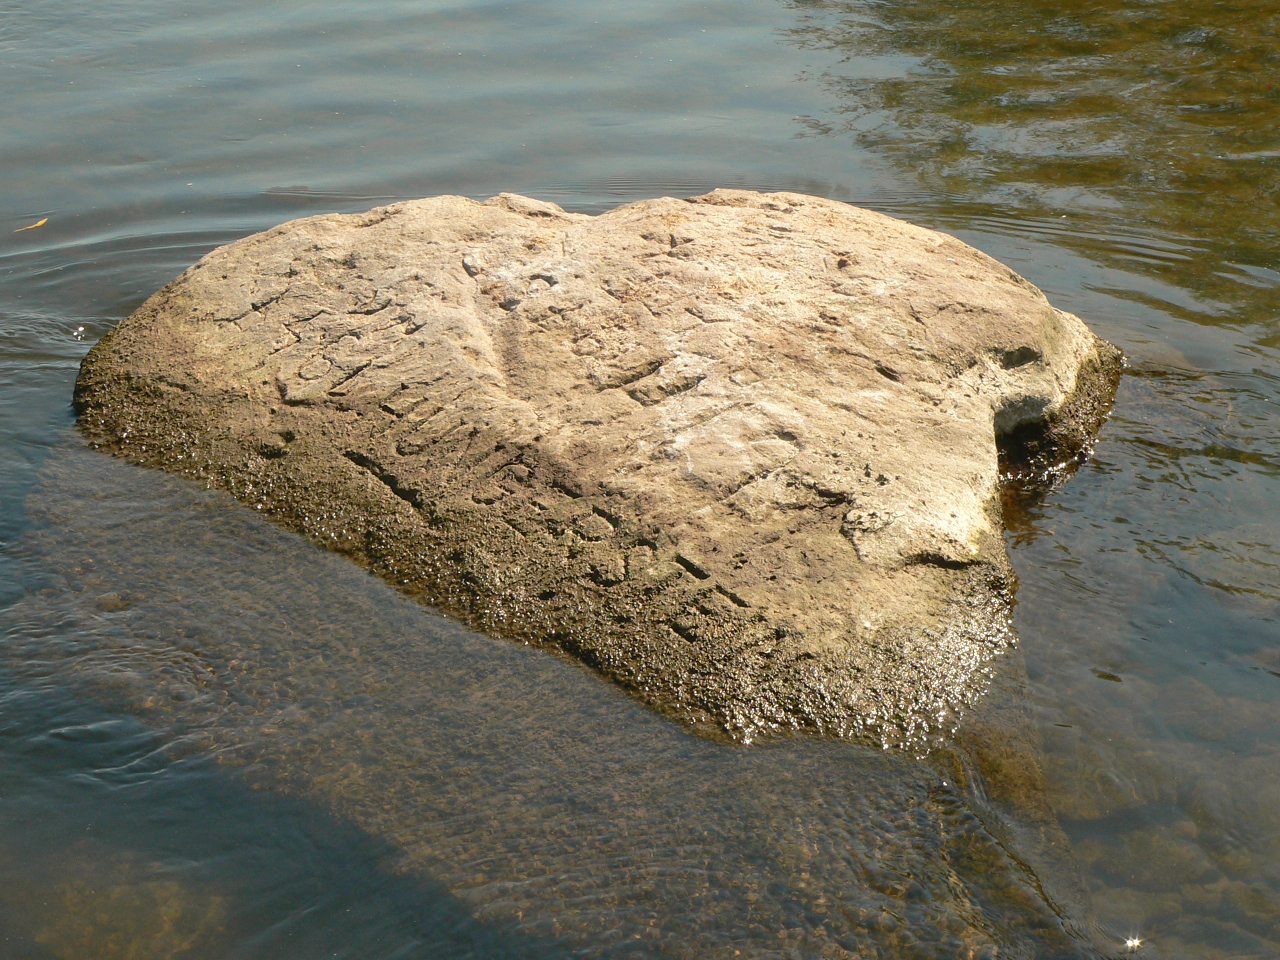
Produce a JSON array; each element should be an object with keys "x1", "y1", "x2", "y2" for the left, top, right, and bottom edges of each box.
[{"x1": 75, "y1": 190, "x2": 1121, "y2": 742}]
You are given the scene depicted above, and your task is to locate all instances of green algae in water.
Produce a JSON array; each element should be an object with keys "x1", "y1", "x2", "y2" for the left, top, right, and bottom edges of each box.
[
  {"x1": 787, "y1": 0, "x2": 1280, "y2": 324},
  {"x1": 0, "y1": 841, "x2": 229, "y2": 960}
]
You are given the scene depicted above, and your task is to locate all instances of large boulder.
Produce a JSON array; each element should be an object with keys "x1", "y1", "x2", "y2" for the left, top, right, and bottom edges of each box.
[{"x1": 75, "y1": 190, "x2": 1120, "y2": 741}]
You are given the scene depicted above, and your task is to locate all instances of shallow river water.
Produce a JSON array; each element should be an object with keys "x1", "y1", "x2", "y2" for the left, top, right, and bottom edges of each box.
[{"x1": 2, "y1": 0, "x2": 1278, "y2": 957}]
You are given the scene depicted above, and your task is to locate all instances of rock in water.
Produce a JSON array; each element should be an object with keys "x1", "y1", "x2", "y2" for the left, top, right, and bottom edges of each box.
[{"x1": 75, "y1": 191, "x2": 1120, "y2": 741}]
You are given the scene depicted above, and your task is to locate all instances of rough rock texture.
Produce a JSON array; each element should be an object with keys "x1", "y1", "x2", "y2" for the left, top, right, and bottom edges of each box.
[{"x1": 75, "y1": 190, "x2": 1121, "y2": 741}]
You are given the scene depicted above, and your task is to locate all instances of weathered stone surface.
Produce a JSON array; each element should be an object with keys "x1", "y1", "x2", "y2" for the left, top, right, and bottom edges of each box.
[{"x1": 75, "y1": 190, "x2": 1120, "y2": 741}]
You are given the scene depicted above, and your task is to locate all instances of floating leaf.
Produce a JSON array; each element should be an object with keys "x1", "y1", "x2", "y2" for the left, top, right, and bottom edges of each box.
[{"x1": 13, "y1": 217, "x2": 48, "y2": 232}]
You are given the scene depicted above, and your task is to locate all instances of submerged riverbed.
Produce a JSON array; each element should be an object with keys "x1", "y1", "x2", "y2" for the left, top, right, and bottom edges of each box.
[{"x1": 2, "y1": 0, "x2": 1278, "y2": 957}]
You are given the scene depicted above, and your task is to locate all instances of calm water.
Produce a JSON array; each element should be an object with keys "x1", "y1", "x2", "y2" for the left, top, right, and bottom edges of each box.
[{"x1": 1, "y1": 0, "x2": 1277, "y2": 957}]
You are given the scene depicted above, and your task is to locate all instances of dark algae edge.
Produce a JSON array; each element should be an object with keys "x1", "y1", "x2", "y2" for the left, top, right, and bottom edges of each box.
[{"x1": 998, "y1": 339, "x2": 1124, "y2": 496}]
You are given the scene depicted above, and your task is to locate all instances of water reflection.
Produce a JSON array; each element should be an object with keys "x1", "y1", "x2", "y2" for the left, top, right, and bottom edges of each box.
[
  {"x1": 780, "y1": 5, "x2": 1280, "y2": 951},
  {"x1": 786, "y1": 0, "x2": 1280, "y2": 322}
]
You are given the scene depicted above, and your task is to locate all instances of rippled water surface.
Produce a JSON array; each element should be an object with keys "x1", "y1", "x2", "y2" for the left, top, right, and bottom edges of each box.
[{"x1": 2, "y1": 0, "x2": 1278, "y2": 957}]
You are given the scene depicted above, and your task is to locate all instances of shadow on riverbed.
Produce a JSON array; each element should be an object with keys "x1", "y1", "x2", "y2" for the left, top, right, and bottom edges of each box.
[
  {"x1": 3, "y1": 440, "x2": 1101, "y2": 959},
  {"x1": 0, "y1": 690, "x2": 558, "y2": 960}
]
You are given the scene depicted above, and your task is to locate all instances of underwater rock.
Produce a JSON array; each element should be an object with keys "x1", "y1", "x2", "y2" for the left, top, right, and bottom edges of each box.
[{"x1": 75, "y1": 190, "x2": 1120, "y2": 741}]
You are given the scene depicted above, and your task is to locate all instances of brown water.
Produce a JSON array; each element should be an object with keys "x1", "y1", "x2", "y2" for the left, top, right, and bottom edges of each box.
[
  {"x1": 2, "y1": 0, "x2": 1278, "y2": 956},
  {"x1": 788, "y1": 0, "x2": 1280, "y2": 321},
  {"x1": 779, "y1": 4, "x2": 1280, "y2": 953}
]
